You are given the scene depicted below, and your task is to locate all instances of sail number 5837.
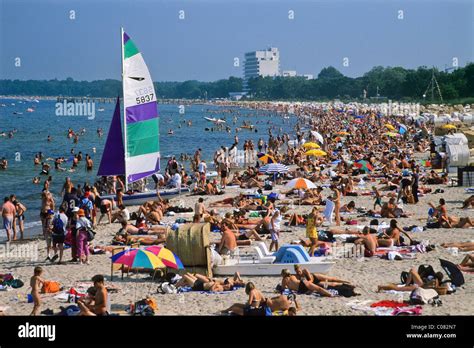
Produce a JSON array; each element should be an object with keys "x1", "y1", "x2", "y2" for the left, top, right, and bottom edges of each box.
[{"x1": 136, "y1": 93, "x2": 154, "y2": 104}]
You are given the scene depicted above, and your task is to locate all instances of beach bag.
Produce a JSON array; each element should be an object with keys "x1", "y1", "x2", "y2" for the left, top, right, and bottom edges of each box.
[
  {"x1": 52, "y1": 215, "x2": 65, "y2": 235},
  {"x1": 86, "y1": 228, "x2": 96, "y2": 242},
  {"x1": 42, "y1": 281, "x2": 61, "y2": 294},
  {"x1": 409, "y1": 288, "x2": 439, "y2": 305}
]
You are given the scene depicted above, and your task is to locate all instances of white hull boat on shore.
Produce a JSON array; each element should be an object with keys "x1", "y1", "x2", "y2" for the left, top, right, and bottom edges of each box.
[
  {"x1": 213, "y1": 258, "x2": 334, "y2": 276},
  {"x1": 102, "y1": 187, "x2": 190, "y2": 206},
  {"x1": 213, "y1": 242, "x2": 335, "y2": 276}
]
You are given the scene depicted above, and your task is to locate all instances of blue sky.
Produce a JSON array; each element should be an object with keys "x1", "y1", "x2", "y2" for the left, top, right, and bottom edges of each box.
[{"x1": 0, "y1": 0, "x2": 473, "y2": 81}]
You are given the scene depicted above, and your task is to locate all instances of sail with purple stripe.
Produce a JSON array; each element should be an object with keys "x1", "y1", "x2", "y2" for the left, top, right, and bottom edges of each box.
[
  {"x1": 122, "y1": 30, "x2": 160, "y2": 184},
  {"x1": 97, "y1": 97, "x2": 125, "y2": 176}
]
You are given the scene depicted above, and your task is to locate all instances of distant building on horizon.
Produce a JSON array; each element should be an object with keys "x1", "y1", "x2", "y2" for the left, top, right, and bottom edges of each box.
[
  {"x1": 282, "y1": 70, "x2": 297, "y2": 77},
  {"x1": 243, "y1": 47, "x2": 280, "y2": 92}
]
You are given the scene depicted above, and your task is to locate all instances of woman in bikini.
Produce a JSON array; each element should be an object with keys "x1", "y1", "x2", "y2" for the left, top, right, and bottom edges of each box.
[
  {"x1": 293, "y1": 265, "x2": 353, "y2": 287},
  {"x1": 280, "y1": 269, "x2": 333, "y2": 297},
  {"x1": 377, "y1": 219, "x2": 401, "y2": 247},
  {"x1": 221, "y1": 282, "x2": 265, "y2": 316}
]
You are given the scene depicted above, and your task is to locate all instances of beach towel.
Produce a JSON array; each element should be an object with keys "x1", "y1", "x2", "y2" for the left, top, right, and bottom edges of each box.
[
  {"x1": 323, "y1": 199, "x2": 335, "y2": 224},
  {"x1": 177, "y1": 286, "x2": 239, "y2": 294},
  {"x1": 370, "y1": 300, "x2": 409, "y2": 308}
]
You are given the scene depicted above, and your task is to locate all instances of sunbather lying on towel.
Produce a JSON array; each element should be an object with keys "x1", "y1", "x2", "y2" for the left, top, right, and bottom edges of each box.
[
  {"x1": 293, "y1": 265, "x2": 354, "y2": 287},
  {"x1": 280, "y1": 269, "x2": 332, "y2": 297},
  {"x1": 112, "y1": 231, "x2": 165, "y2": 246},
  {"x1": 376, "y1": 266, "x2": 444, "y2": 292},
  {"x1": 221, "y1": 282, "x2": 265, "y2": 316},
  {"x1": 441, "y1": 241, "x2": 474, "y2": 252},
  {"x1": 118, "y1": 220, "x2": 168, "y2": 236},
  {"x1": 175, "y1": 272, "x2": 242, "y2": 292},
  {"x1": 461, "y1": 195, "x2": 474, "y2": 209},
  {"x1": 459, "y1": 254, "x2": 474, "y2": 272}
]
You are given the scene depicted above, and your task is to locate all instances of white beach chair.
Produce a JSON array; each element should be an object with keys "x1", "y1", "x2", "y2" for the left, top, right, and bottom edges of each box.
[
  {"x1": 254, "y1": 241, "x2": 273, "y2": 257},
  {"x1": 252, "y1": 245, "x2": 276, "y2": 264},
  {"x1": 323, "y1": 199, "x2": 335, "y2": 225}
]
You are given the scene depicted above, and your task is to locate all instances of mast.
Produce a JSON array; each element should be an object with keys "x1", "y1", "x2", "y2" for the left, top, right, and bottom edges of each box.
[{"x1": 121, "y1": 27, "x2": 129, "y2": 192}]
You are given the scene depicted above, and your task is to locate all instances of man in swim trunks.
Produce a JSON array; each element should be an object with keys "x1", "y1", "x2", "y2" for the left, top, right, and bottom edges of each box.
[{"x1": 1, "y1": 197, "x2": 16, "y2": 241}]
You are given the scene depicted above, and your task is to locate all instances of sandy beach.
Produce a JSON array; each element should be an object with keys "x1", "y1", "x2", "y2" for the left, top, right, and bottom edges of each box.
[{"x1": 1, "y1": 181, "x2": 473, "y2": 316}]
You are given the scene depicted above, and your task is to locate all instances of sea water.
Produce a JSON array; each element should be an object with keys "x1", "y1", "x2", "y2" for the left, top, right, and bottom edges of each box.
[{"x1": 0, "y1": 98, "x2": 295, "y2": 239}]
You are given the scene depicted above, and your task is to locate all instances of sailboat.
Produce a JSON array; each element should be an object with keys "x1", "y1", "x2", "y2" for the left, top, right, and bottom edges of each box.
[{"x1": 98, "y1": 29, "x2": 189, "y2": 206}]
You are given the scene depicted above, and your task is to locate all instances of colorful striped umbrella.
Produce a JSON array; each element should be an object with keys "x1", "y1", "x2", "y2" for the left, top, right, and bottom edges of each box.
[
  {"x1": 302, "y1": 142, "x2": 321, "y2": 149},
  {"x1": 285, "y1": 178, "x2": 317, "y2": 190},
  {"x1": 305, "y1": 149, "x2": 327, "y2": 157},
  {"x1": 257, "y1": 153, "x2": 276, "y2": 164},
  {"x1": 354, "y1": 160, "x2": 374, "y2": 172},
  {"x1": 111, "y1": 248, "x2": 165, "y2": 269},
  {"x1": 144, "y1": 246, "x2": 184, "y2": 270},
  {"x1": 259, "y1": 163, "x2": 289, "y2": 173},
  {"x1": 385, "y1": 132, "x2": 400, "y2": 137}
]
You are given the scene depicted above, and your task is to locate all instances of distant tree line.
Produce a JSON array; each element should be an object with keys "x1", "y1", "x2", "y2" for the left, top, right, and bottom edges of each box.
[
  {"x1": 1, "y1": 64, "x2": 473, "y2": 102},
  {"x1": 247, "y1": 64, "x2": 474, "y2": 101}
]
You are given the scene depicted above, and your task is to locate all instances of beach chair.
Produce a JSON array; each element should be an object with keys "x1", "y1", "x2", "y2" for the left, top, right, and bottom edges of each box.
[
  {"x1": 110, "y1": 246, "x2": 126, "y2": 281},
  {"x1": 323, "y1": 199, "x2": 335, "y2": 225}
]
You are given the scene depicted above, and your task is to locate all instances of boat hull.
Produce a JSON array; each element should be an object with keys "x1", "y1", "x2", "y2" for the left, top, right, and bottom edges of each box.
[
  {"x1": 103, "y1": 187, "x2": 189, "y2": 206},
  {"x1": 213, "y1": 258, "x2": 334, "y2": 276}
]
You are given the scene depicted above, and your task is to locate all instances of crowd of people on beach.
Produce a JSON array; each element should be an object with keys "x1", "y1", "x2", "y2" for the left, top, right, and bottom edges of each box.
[{"x1": 1, "y1": 101, "x2": 473, "y2": 316}]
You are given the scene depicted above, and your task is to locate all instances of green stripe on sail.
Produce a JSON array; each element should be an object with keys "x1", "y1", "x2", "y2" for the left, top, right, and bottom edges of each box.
[
  {"x1": 126, "y1": 119, "x2": 159, "y2": 157},
  {"x1": 124, "y1": 39, "x2": 139, "y2": 59}
]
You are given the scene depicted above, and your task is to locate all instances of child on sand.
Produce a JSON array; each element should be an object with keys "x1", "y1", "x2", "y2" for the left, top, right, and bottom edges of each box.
[
  {"x1": 372, "y1": 186, "x2": 382, "y2": 210},
  {"x1": 30, "y1": 266, "x2": 44, "y2": 316}
]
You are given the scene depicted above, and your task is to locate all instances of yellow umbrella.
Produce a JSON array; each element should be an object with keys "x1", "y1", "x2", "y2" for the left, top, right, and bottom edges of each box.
[
  {"x1": 385, "y1": 124, "x2": 395, "y2": 131},
  {"x1": 302, "y1": 142, "x2": 321, "y2": 149},
  {"x1": 257, "y1": 154, "x2": 276, "y2": 164},
  {"x1": 441, "y1": 124, "x2": 456, "y2": 130},
  {"x1": 305, "y1": 149, "x2": 327, "y2": 157}
]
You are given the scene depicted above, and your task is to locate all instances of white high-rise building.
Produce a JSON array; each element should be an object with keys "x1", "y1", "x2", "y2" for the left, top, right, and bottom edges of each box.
[{"x1": 243, "y1": 47, "x2": 280, "y2": 91}]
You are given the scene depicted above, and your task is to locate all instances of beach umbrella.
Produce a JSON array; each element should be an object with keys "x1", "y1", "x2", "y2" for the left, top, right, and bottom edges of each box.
[
  {"x1": 285, "y1": 178, "x2": 317, "y2": 190},
  {"x1": 302, "y1": 142, "x2": 321, "y2": 149},
  {"x1": 310, "y1": 130, "x2": 324, "y2": 144},
  {"x1": 337, "y1": 131, "x2": 350, "y2": 135},
  {"x1": 385, "y1": 124, "x2": 396, "y2": 131},
  {"x1": 354, "y1": 160, "x2": 374, "y2": 172},
  {"x1": 385, "y1": 132, "x2": 400, "y2": 138},
  {"x1": 259, "y1": 163, "x2": 289, "y2": 174},
  {"x1": 354, "y1": 115, "x2": 364, "y2": 119},
  {"x1": 305, "y1": 149, "x2": 327, "y2": 157},
  {"x1": 144, "y1": 246, "x2": 184, "y2": 270},
  {"x1": 441, "y1": 124, "x2": 456, "y2": 130},
  {"x1": 398, "y1": 124, "x2": 408, "y2": 135},
  {"x1": 257, "y1": 153, "x2": 276, "y2": 164},
  {"x1": 439, "y1": 259, "x2": 464, "y2": 287},
  {"x1": 111, "y1": 248, "x2": 165, "y2": 269}
]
